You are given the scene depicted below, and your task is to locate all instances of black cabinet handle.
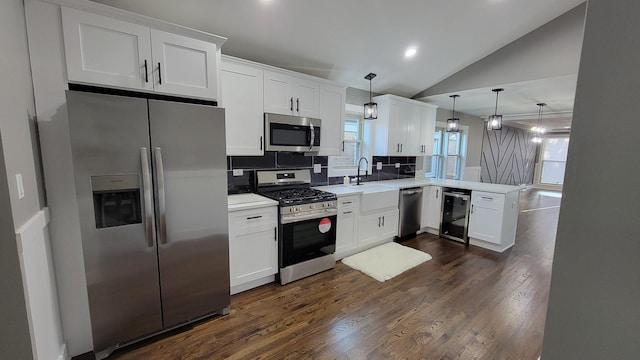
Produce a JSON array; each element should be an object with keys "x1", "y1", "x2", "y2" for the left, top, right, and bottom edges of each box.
[
  {"x1": 382, "y1": 216, "x2": 385, "y2": 226},
  {"x1": 158, "y1": 62, "x2": 162, "y2": 84},
  {"x1": 471, "y1": 204, "x2": 474, "y2": 214},
  {"x1": 296, "y1": 98, "x2": 299, "y2": 112},
  {"x1": 274, "y1": 227, "x2": 277, "y2": 241},
  {"x1": 144, "y1": 60, "x2": 148, "y2": 83},
  {"x1": 378, "y1": 217, "x2": 381, "y2": 227},
  {"x1": 436, "y1": 189, "x2": 439, "y2": 198},
  {"x1": 400, "y1": 144, "x2": 403, "y2": 153},
  {"x1": 259, "y1": 136, "x2": 263, "y2": 151},
  {"x1": 343, "y1": 211, "x2": 352, "y2": 215},
  {"x1": 342, "y1": 141, "x2": 345, "y2": 151},
  {"x1": 290, "y1": 97, "x2": 293, "y2": 111},
  {"x1": 246, "y1": 215, "x2": 262, "y2": 220}
]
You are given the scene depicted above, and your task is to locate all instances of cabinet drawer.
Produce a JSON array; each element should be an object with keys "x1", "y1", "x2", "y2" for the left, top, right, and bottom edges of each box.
[
  {"x1": 471, "y1": 192, "x2": 504, "y2": 210},
  {"x1": 338, "y1": 195, "x2": 359, "y2": 211},
  {"x1": 229, "y1": 207, "x2": 277, "y2": 233}
]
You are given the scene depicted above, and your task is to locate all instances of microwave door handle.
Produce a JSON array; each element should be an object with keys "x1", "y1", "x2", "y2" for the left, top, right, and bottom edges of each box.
[{"x1": 309, "y1": 123, "x2": 315, "y2": 151}]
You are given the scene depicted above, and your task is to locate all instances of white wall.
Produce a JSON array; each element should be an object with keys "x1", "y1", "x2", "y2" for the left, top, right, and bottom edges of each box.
[
  {"x1": 541, "y1": 0, "x2": 640, "y2": 358},
  {"x1": 416, "y1": 3, "x2": 586, "y2": 97},
  {"x1": 24, "y1": 0, "x2": 93, "y2": 356},
  {"x1": 1, "y1": 0, "x2": 66, "y2": 359}
]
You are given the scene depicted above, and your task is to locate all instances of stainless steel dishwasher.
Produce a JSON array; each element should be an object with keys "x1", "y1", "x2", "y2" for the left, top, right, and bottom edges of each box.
[{"x1": 398, "y1": 187, "x2": 423, "y2": 238}]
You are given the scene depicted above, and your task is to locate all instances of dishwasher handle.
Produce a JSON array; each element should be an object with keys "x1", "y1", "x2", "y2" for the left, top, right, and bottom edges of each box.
[{"x1": 401, "y1": 187, "x2": 423, "y2": 195}]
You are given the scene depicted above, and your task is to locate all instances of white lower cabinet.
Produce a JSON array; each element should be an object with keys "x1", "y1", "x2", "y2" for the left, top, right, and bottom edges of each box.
[
  {"x1": 357, "y1": 209, "x2": 399, "y2": 246},
  {"x1": 420, "y1": 185, "x2": 442, "y2": 232},
  {"x1": 468, "y1": 190, "x2": 520, "y2": 252},
  {"x1": 228, "y1": 206, "x2": 278, "y2": 294},
  {"x1": 335, "y1": 195, "x2": 359, "y2": 260}
]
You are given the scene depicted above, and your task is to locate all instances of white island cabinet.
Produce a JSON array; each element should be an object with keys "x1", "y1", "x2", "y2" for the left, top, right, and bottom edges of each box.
[
  {"x1": 420, "y1": 185, "x2": 442, "y2": 234},
  {"x1": 61, "y1": 7, "x2": 223, "y2": 100},
  {"x1": 468, "y1": 190, "x2": 519, "y2": 252},
  {"x1": 228, "y1": 194, "x2": 278, "y2": 294}
]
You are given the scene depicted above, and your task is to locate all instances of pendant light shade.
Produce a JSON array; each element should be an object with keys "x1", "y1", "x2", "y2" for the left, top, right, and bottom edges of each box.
[
  {"x1": 487, "y1": 88, "x2": 504, "y2": 131},
  {"x1": 364, "y1": 73, "x2": 378, "y2": 120},
  {"x1": 532, "y1": 103, "x2": 547, "y2": 143},
  {"x1": 446, "y1": 95, "x2": 460, "y2": 132}
]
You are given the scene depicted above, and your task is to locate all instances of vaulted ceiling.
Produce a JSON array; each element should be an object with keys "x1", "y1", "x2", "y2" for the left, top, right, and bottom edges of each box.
[{"x1": 91, "y1": 0, "x2": 586, "y2": 127}]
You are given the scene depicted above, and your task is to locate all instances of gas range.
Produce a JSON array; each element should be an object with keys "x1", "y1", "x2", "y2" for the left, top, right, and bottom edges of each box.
[{"x1": 255, "y1": 169, "x2": 337, "y2": 285}]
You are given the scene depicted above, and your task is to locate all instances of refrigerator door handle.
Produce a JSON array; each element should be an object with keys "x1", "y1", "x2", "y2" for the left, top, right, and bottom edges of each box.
[
  {"x1": 140, "y1": 147, "x2": 154, "y2": 248},
  {"x1": 154, "y1": 147, "x2": 168, "y2": 245}
]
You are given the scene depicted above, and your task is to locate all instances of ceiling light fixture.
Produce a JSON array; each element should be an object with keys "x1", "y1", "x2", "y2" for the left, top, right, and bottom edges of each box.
[
  {"x1": 532, "y1": 103, "x2": 547, "y2": 143},
  {"x1": 446, "y1": 95, "x2": 460, "y2": 132},
  {"x1": 487, "y1": 88, "x2": 504, "y2": 131},
  {"x1": 364, "y1": 73, "x2": 378, "y2": 120},
  {"x1": 405, "y1": 47, "x2": 417, "y2": 58}
]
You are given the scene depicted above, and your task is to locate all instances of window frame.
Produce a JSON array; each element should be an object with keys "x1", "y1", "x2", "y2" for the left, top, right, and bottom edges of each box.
[
  {"x1": 425, "y1": 122, "x2": 468, "y2": 180},
  {"x1": 537, "y1": 135, "x2": 570, "y2": 187},
  {"x1": 328, "y1": 104, "x2": 365, "y2": 178}
]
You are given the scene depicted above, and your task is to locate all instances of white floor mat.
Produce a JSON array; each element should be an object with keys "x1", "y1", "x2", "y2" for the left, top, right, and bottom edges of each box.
[{"x1": 341, "y1": 242, "x2": 432, "y2": 282}]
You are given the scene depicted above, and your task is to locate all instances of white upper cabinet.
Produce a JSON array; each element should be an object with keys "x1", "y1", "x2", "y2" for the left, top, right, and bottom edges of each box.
[
  {"x1": 62, "y1": 7, "x2": 221, "y2": 100},
  {"x1": 150, "y1": 29, "x2": 218, "y2": 99},
  {"x1": 318, "y1": 83, "x2": 346, "y2": 156},
  {"x1": 62, "y1": 7, "x2": 153, "y2": 91},
  {"x1": 221, "y1": 58, "x2": 264, "y2": 156},
  {"x1": 264, "y1": 70, "x2": 319, "y2": 117},
  {"x1": 365, "y1": 94, "x2": 437, "y2": 156}
]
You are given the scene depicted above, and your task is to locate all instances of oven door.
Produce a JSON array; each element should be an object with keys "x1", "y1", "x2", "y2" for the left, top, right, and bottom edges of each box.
[{"x1": 280, "y1": 214, "x2": 337, "y2": 268}]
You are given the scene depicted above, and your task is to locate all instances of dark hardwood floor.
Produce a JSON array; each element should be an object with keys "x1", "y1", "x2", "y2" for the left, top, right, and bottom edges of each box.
[{"x1": 108, "y1": 189, "x2": 561, "y2": 360}]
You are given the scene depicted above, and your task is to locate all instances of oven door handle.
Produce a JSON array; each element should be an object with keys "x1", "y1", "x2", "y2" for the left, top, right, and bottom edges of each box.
[{"x1": 280, "y1": 209, "x2": 338, "y2": 224}]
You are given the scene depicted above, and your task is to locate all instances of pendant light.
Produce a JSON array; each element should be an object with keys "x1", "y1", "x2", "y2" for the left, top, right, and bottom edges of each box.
[
  {"x1": 532, "y1": 103, "x2": 547, "y2": 143},
  {"x1": 487, "y1": 88, "x2": 504, "y2": 130},
  {"x1": 364, "y1": 73, "x2": 378, "y2": 120},
  {"x1": 446, "y1": 95, "x2": 460, "y2": 132}
]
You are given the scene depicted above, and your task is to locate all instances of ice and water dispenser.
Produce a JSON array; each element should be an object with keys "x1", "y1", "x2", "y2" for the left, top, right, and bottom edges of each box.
[{"x1": 91, "y1": 175, "x2": 142, "y2": 228}]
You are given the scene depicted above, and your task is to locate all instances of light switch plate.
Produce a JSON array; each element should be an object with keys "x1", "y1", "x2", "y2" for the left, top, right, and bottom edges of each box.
[
  {"x1": 313, "y1": 164, "x2": 322, "y2": 173},
  {"x1": 395, "y1": 163, "x2": 401, "y2": 168},
  {"x1": 376, "y1": 162, "x2": 382, "y2": 170},
  {"x1": 232, "y1": 169, "x2": 243, "y2": 176},
  {"x1": 16, "y1": 173, "x2": 24, "y2": 199}
]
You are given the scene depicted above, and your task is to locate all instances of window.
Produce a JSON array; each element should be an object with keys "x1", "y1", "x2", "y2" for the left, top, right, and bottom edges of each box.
[
  {"x1": 540, "y1": 136, "x2": 570, "y2": 185},
  {"x1": 328, "y1": 112, "x2": 363, "y2": 174},
  {"x1": 426, "y1": 126, "x2": 465, "y2": 180}
]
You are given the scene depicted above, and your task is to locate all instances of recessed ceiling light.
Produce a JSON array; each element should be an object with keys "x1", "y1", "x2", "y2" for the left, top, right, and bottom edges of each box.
[{"x1": 405, "y1": 47, "x2": 417, "y2": 58}]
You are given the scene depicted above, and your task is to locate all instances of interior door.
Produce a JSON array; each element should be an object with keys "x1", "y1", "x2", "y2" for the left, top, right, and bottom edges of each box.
[
  {"x1": 148, "y1": 100, "x2": 230, "y2": 327},
  {"x1": 66, "y1": 91, "x2": 162, "y2": 352}
]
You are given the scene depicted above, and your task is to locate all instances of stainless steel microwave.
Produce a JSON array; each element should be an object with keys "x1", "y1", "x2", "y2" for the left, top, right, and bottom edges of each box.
[{"x1": 264, "y1": 113, "x2": 321, "y2": 152}]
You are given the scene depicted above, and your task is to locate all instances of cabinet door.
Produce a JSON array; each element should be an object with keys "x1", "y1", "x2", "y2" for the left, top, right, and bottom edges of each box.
[
  {"x1": 380, "y1": 209, "x2": 399, "y2": 238},
  {"x1": 62, "y1": 7, "x2": 153, "y2": 91},
  {"x1": 318, "y1": 83, "x2": 346, "y2": 156},
  {"x1": 418, "y1": 105, "x2": 436, "y2": 156},
  {"x1": 386, "y1": 100, "x2": 403, "y2": 155},
  {"x1": 336, "y1": 209, "x2": 357, "y2": 259},
  {"x1": 228, "y1": 207, "x2": 278, "y2": 287},
  {"x1": 468, "y1": 192, "x2": 504, "y2": 244},
  {"x1": 151, "y1": 29, "x2": 218, "y2": 100},
  {"x1": 404, "y1": 103, "x2": 422, "y2": 155},
  {"x1": 294, "y1": 77, "x2": 320, "y2": 117},
  {"x1": 358, "y1": 209, "x2": 398, "y2": 246},
  {"x1": 264, "y1": 71, "x2": 295, "y2": 115},
  {"x1": 221, "y1": 60, "x2": 264, "y2": 155},
  {"x1": 426, "y1": 186, "x2": 442, "y2": 229}
]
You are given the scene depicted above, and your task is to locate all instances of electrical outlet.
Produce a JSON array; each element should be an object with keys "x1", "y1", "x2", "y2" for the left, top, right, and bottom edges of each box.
[
  {"x1": 395, "y1": 163, "x2": 400, "y2": 168},
  {"x1": 313, "y1": 164, "x2": 322, "y2": 173},
  {"x1": 232, "y1": 169, "x2": 243, "y2": 176},
  {"x1": 376, "y1": 162, "x2": 382, "y2": 170}
]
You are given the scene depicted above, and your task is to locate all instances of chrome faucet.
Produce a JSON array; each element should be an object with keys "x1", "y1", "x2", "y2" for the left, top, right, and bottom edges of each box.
[{"x1": 356, "y1": 157, "x2": 369, "y2": 185}]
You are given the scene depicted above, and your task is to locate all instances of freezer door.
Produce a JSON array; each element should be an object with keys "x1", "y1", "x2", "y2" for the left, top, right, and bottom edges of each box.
[
  {"x1": 148, "y1": 100, "x2": 230, "y2": 327},
  {"x1": 66, "y1": 91, "x2": 163, "y2": 352}
]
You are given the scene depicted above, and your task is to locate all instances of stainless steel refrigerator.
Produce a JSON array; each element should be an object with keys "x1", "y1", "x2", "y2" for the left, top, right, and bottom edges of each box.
[{"x1": 66, "y1": 90, "x2": 230, "y2": 358}]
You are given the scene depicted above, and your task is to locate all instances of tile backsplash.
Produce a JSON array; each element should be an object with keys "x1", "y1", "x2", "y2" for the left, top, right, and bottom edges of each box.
[
  {"x1": 227, "y1": 152, "x2": 328, "y2": 194},
  {"x1": 227, "y1": 153, "x2": 417, "y2": 194}
]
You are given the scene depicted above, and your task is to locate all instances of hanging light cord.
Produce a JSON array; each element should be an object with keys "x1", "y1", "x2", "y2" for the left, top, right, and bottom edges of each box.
[
  {"x1": 537, "y1": 103, "x2": 544, "y2": 128},
  {"x1": 369, "y1": 78, "x2": 372, "y2": 103},
  {"x1": 494, "y1": 91, "x2": 499, "y2": 116},
  {"x1": 452, "y1": 96, "x2": 456, "y2": 118}
]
